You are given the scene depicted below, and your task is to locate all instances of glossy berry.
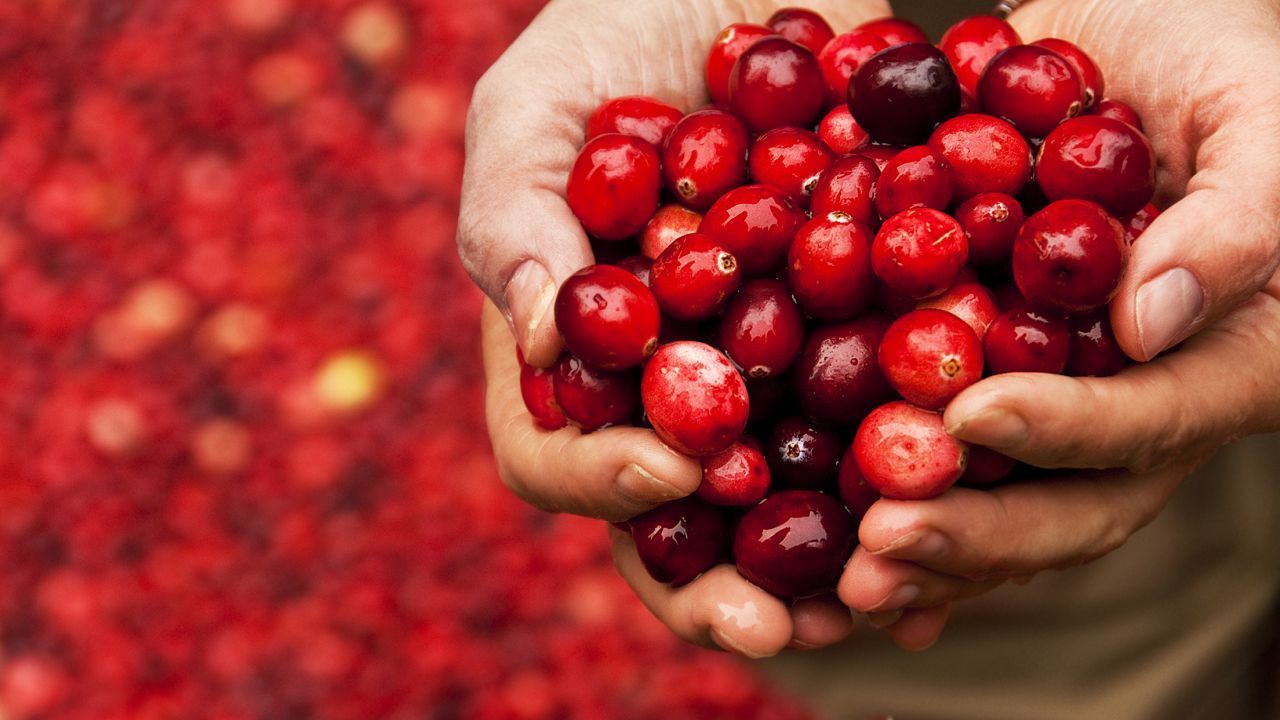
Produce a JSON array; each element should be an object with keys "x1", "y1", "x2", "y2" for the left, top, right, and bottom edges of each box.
[
  {"x1": 984, "y1": 307, "x2": 1070, "y2": 374},
  {"x1": 788, "y1": 215, "x2": 875, "y2": 320},
  {"x1": 855, "y1": 17, "x2": 929, "y2": 47},
  {"x1": 854, "y1": 401, "x2": 968, "y2": 500},
  {"x1": 1066, "y1": 309, "x2": 1127, "y2": 377},
  {"x1": 978, "y1": 44, "x2": 1085, "y2": 138},
  {"x1": 641, "y1": 341, "x2": 750, "y2": 456},
  {"x1": 853, "y1": 144, "x2": 903, "y2": 172},
  {"x1": 719, "y1": 279, "x2": 806, "y2": 379},
  {"x1": 955, "y1": 192, "x2": 1025, "y2": 265},
  {"x1": 1032, "y1": 38, "x2": 1104, "y2": 109},
  {"x1": 615, "y1": 255, "x2": 654, "y2": 287},
  {"x1": 793, "y1": 315, "x2": 893, "y2": 425},
  {"x1": 810, "y1": 154, "x2": 880, "y2": 226},
  {"x1": 1037, "y1": 115, "x2": 1157, "y2": 217},
  {"x1": 872, "y1": 207, "x2": 968, "y2": 300},
  {"x1": 705, "y1": 23, "x2": 777, "y2": 107},
  {"x1": 1094, "y1": 98, "x2": 1143, "y2": 131},
  {"x1": 586, "y1": 96, "x2": 684, "y2": 147},
  {"x1": 927, "y1": 114, "x2": 1032, "y2": 199},
  {"x1": 837, "y1": 447, "x2": 881, "y2": 518},
  {"x1": 518, "y1": 350, "x2": 568, "y2": 430},
  {"x1": 554, "y1": 264, "x2": 660, "y2": 370},
  {"x1": 662, "y1": 109, "x2": 751, "y2": 211},
  {"x1": 917, "y1": 281, "x2": 1000, "y2": 339},
  {"x1": 961, "y1": 446, "x2": 1018, "y2": 487},
  {"x1": 554, "y1": 356, "x2": 638, "y2": 432},
  {"x1": 1013, "y1": 199, "x2": 1127, "y2": 312},
  {"x1": 767, "y1": 7, "x2": 835, "y2": 56},
  {"x1": 938, "y1": 15, "x2": 1021, "y2": 98},
  {"x1": 630, "y1": 497, "x2": 727, "y2": 586},
  {"x1": 650, "y1": 234, "x2": 741, "y2": 321},
  {"x1": 729, "y1": 37, "x2": 826, "y2": 133},
  {"x1": 733, "y1": 490, "x2": 855, "y2": 600},
  {"x1": 817, "y1": 105, "x2": 870, "y2": 154},
  {"x1": 849, "y1": 43, "x2": 961, "y2": 146},
  {"x1": 766, "y1": 417, "x2": 843, "y2": 489},
  {"x1": 748, "y1": 128, "x2": 833, "y2": 207},
  {"x1": 879, "y1": 309, "x2": 983, "y2": 409},
  {"x1": 817, "y1": 30, "x2": 890, "y2": 106},
  {"x1": 699, "y1": 440, "x2": 771, "y2": 506},
  {"x1": 699, "y1": 184, "x2": 804, "y2": 277},
  {"x1": 566, "y1": 134, "x2": 662, "y2": 240},
  {"x1": 641, "y1": 204, "x2": 703, "y2": 260},
  {"x1": 1121, "y1": 202, "x2": 1161, "y2": 245},
  {"x1": 874, "y1": 145, "x2": 955, "y2": 218}
]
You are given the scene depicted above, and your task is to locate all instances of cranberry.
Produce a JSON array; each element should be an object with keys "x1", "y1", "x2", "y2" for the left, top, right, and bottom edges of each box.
[
  {"x1": 519, "y1": 350, "x2": 568, "y2": 431},
  {"x1": 938, "y1": 15, "x2": 1021, "y2": 98},
  {"x1": 978, "y1": 45, "x2": 1084, "y2": 138},
  {"x1": 917, "y1": 281, "x2": 1000, "y2": 339},
  {"x1": 650, "y1": 233, "x2": 741, "y2": 321},
  {"x1": 849, "y1": 43, "x2": 961, "y2": 146},
  {"x1": 748, "y1": 376, "x2": 792, "y2": 427},
  {"x1": 733, "y1": 490, "x2": 855, "y2": 600},
  {"x1": 992, "y1": 282, "x2": 1026, "y2": 312},
  {"x1": 1065, "y1": 309, "x2": 1127, "y2": 377},
  {"x1": 1121, "y1": 202, "x2": 1161, "y2": 245},
  {"x1": 662, "y1": 108, "x2": 750, "y2": 211},
  {"x1": 566, "y1": 133, "x2": 662, "y2": 240},
  {"x1": 961, "y1": 446, "x2": 1017, "y2": 487},
  {"x1": 705, "y1": 23, "x2": 777, "y2": 107},
  {"x1": 1094, "y1": 98, "x2": 1143, "y2": 131},
  {"x1": 855, "y1": 17, "x2": 930, "y2": 47},
  {"x1": 874, "y1": 279, "x2": 919, "y2": 317},
  {"x1": 1013, "y1": 199, "x2": 1127, "y2": 312},
  {"x1": 836, "y1": 446, "x2": 881, "y2": 518},
  {"x1": 748, "y1": 127, "x2": 833, "y2": 206},
  {"x1": 554, "y1": 355, "x2": 638, "y2": 431},
  {"x1": 787, "y1": 215, "x2": 875, "y2": 320},
  {"x1": 874, "y1": 145, "x2": 955, "y2": 218},
  {"x1": 984, "y1": 307, "x2": 1070, "y2": 374},
  {"x1": 1037, "y1": 115, "x2": 1156, "y2": 217},
  {"x1": 729, "y1": 37, "x2": 825, "y2": 133},
  {"x1": 629, "y1": 496, "x2": 727, "y2": 586},
  {"x1": 817, "y1": 30, "x2": 889, "y2": 106},
  {"x1": 699, "y1": 439, "x2": 771, "y2": 506},
  {"x1": 586, "y1": 95, "x2": 684, "y2": 147},
  {"x1": 615, "y1": 255, "x2": 654, "y2": 286},
  {"x1": 641, "y1": 203, "x2": 703, "y2": 260},
  {"x1": 810, "y1": 154, "x2": 880, "y2": 226},
  {"x1": 699, "y1": 184, "x2": 804, "y2": 277},
  {"x1": 927, "y1": 114, "x2": 1032, "y2": 199},
  {"x1": 879, "y1": 308, "x2": 983, "y2": 409},
  {"x1": 1032, "y1": 38, "x2": 1104, "y2": 109},
  {"x1": 955, "y1": 192, "x2": 1025, "y2": 264},
  {"x1": 793, "y1": 315, "x2": 893, "y2": 425},
  {"x1": 854, "y1": 401, "x2": 968, "y2": 500},
  {"x1": 817, "y1": 105, "x2": 870, "y2": 154},
  {"x1": 767, "y1": 416, "x2": 844, "y2": 489},
  {"x1": 767, "y1": 7, "x2": 835, "y2": 56},
  {"x1": 872, "y1": 207, "x2": 968, "y2": 299},
  {"x1": 554, "y1": 264, "x2": 660, "y2": 370},
  {"x1": 719, "y1": 279, "x2": 805, "y2": 379},
  {"x1": 641, "y1": 341, "x2": 750, "y2": 456}
]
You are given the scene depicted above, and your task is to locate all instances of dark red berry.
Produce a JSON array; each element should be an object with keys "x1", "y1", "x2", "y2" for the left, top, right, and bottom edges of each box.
[
  {"x1": 699, "y1": 439, "x2": 771, "y2": 506},
  {"x1": 699, "y1": 184, "x2": 804, "y2": 277},
  {"x1": 630, "y1": 497, "x2": 727, "y2": 586},
  {"x1": 566, "y1": 134, "x2": 662, "y2": 240},
  {"x1": 650, "y1": 233, "x2": 741, "y2": 321},
  {"x1": 1065, "y1": 309, "x2": 1127, "y2": 377},
  {"x1": 837, "y1": 446, "x2": 881, "y2": 518},
  {"x1": 927, "y1": 114, "x2": 1032, "y2": 199},
  {"x1": 641, "y1": 204, "x2": 703, "y2": 260},
  {"x1": 817, "y1": 105, "x2": 871, "y2": 154},
  {"x1": 518, "y1": 349, "x2": 568, "y2": 430},
  {"x1": 849, "y1": 43, "x2": 961, "y2": 146},
  {"x1": 748, "y1": 127, "x2": 833, "y2": 206},
  {"x1": 641, "y1": 341, "x2": 750, "y2": 456},
  {"x1": 586, "y1": 96, "x2": 684, "y2": 147},
  {"x1": 938, "y1": 15, "x2": 1021, "y2": 99},
  {"x1": 729, "y1": 37, "x2": 826, "y2": 133},
  {"x1": 767, "y1": 7, "x2": 835, "y2": 56},
  {"x1": 955, "y1": 192, "x2": 1025, "y2": 264},
  {"x1": 872, "y1": 207, "x2": 968, "y2": 299},
  {"x1": 662, "y1": 109, "x2": 751, "y2": 211},
  {"x1": 817, "y1": 30, "x2": 889, "y2": 106},
  {"x1": 614, "y1": 255, "x2": 653, "y2": 287},
  {"x1": 961, "y1": 446, "x2": 1017, "y2": 487},
  {"x1": 855, "y1": 17, "x2": 929, "y2": 47},
  {"x1": 879, "y1": 308, "x2": 983, "y2": 410},
  {"x1": 854, "y1": 401, "x2": 967, "y2": 500},
  {"x1": 705, "y1": 23, "x2": 777, "y2": 107},
  {"x1": 787, "y1": 215, "x2": 875, "y2": 320},
  {"x1": 978, "y1": 44, "x2": 1084, "y2": 138},
  {"x1": 719, "y1": 279, "x2": 806, "y2": 380},
  {"x1": 874, "y1": 145, "x2": 955, "y2": 218},
  {"x1": 1121, "y1": 202, "x2": 1161, "y2": 245},
  {"x1": 766, "y1": 416, "x2": 844, "y2": 490},
  {"x1": 852, "y1": 144, "x2": 902, "y2": 172},
  {"x1": 984, "y1": 307, "x2": 1070, "y2": 374},
  {"x1": 1093, "y1": 98, "x2": 1143, "y2": 131},
  {"x1": 810, "y1": 154, "x2": 880, "y2": 226},
  {"x1": 917, "y1": 281, "x2": 1000, "y2": 339},
  {"x1": 1013, "y1": 199, "x2": 1127, "y2": 312},
  {"x1": 1037, "y1": 115, "x2": 1156, "y2": 217},
  {"x1": 554, "y1": 264, "x2": 660, "y2": 370},
  {"x1": 793, "y1": 315, "x2": 893, "y2": 425},
  {"x1": 1032, "y1": 38, "x2": 1104, "y2": 108},
  {"x1": 554, "y1": 355, "x2": 638, "y2": 432},
  {"x1": 733, "y1": 490, "x2": 855, "y2": 600}
]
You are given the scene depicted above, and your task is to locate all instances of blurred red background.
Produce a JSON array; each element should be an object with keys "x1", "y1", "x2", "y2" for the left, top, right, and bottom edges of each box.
[{"x1": 0, "y1": 1, "x2": 815, "y2": 717}]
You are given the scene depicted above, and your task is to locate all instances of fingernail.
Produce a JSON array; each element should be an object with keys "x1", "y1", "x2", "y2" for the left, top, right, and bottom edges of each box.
[
  {"x1": 946, "y1": 408, "x2": 1028, "y2": 448},
  {"x1": 505, "y1": 260, "x2": 556, "y2": 358},
  {"x1": 711, "y1": 628, "x2": 772, "y2": 659},
  {"x1": 1136, "y1": 267, "x2": 1203, "y2": 360},
  {"x1": 868, "y1": 584, "x2": 921, "y2": 613},
  {"x1": 867, "y1": 609, "x2": 904, "y2": 629},
  {"x1": 615, "y1": 463, "x2": 688, "y2": 506},
  {"x1": 874, "y1": 531, "x2": 948, "y2": 561}
]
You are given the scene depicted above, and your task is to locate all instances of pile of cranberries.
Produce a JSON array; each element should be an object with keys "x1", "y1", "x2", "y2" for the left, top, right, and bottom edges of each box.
[{"x1": 524, "y1": 9, "x2": 1160, "y2": 601}]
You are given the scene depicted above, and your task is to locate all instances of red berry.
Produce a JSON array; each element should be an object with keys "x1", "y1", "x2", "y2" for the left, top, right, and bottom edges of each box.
[
  {"x1": 1065, "y1": 309, "x2": 1127, "y2": 377},
  {"x1": 566, "y1": 134, "x2": 662, "y2": 240},
  {"x1": 733, "y1": 490, "x2": 855, "y2": 599},
  {"x1": 614, "y1": 255, "x2": 653, "y2": 287},
  {"x1": 1093, "y1": 98, "x2": 1143, "y2": 131},
  {"x1": 793, "y1": 315, "x2": 893, "y2": 425},
  {"x1": 955, "y1": 192, "x2": 1025, "y2": 264},
  {"x1": 662, "y1": 108, "x2": 750, "y2": 211},
  {"x1": 1037, "y1": 115, "x2": 1156, "y2": 217},
  {"x1": 984, "y1": 307, "x2": 1070, "y2": 374},
  {"x1": 1013, "y1": 199, "x2": 1127, "y2": 312},
  {"x1": 641, "y1": 341, "x2": 750, "y2": 456},
  {"x1": 836, "y1": 447, "x2": 881, "y2": 518},
  {"x1": 1032, "y1": 38, "x2": 1104, "y2": 108},
  {"x1": 650, "y1": 233, "x2": 741, "y2": 321},
  {"x1": 748, "y1": 127, "x2": 833, "y2": 207},
  {"x1": 699, "y1": 440, "x2": 771, "y2": 506},
  {"x1": 817, "y1": 105, "x2": 870, "y2": 154},
  {"x1": 855, "y1": 17, "x2": 929, "y2": 47},
  {"x1": 705, "y1": 23, "x2": 777, "y2": 107},
  {"x1": 554, "y1": 264, "x2": 660, "y2": 370},
  {"x1": 874, "y1": 145, "x2": 955, "y2": 218},
  {"x1": 872, "y1": 207, "x2": 968, "y2": 299},
  {"x1": 852, "y1": 143, "x2": 902, "y2": 172},
  {"x1": 917, "y1": 281, "x2": 1000, "y2": 339},
  {"x1": 766, "y1": 416, "x2": 844, "y2": 490},
  {"x1": 787, "y1": 215, "x2": 875, "y2": 320},
  {"x1": 699, "y1": 184, "x2": 804, "y2": 277},
  {"x1": 586, "y1": 95, "x2": 684, "y2": 146},
  {"x1": 767, "y1": 7, "x2": 835, "y2": 56},
  {"x1": 849, "y1": 43, "x2": 961, "y2": 146},
  {"x1": 630, "y1": 497, "x2": 727, "y2": 586},
  {"x1": 518, "y1": 350, "x2": 568, "y2": 430},
  {"x1": 641, "y1": 204, "x2": 703, "y2": 260},
  {"x1": 810, "y1": 154, "x2": 880, "y2": 226},
  {"x1": 927, "y1": 114, "x2": 1032, "y2": 199},
  {"x1": 1121, "y1": 202, "x2": 1161, "y2": 245},
  {"x1": 938, "y1": 15, "x2": 1021, "y2": 99},
  {"x1": 961, "y1": 446, "x2": 1017, "y2": 487},
  {"x1": 854, "y1": 401, "x2": 968, "y2": 500},
  {"x1": 879, "y1": 308, "x2": 983, "y2": 410},
  {"x1": 554, "y1": 355, "x2": 638, "y2": 431},
  {"x1": 719, "y1": 279, "x2": 805, "y2": 379},
  {"x1": 817, "y1": 30, "x2": 889, "y2": 106},
  {"x1": 729, "y1": 36, "x2": 826, "y2": 133},
  {"x1": 978, "y1": 45, "x2": 1084, "y2": 138}
]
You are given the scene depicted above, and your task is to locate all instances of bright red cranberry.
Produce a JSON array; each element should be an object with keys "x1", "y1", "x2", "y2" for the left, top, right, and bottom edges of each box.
[
  {"x1": 641, "y1": 204, "x2": 703, "y2": 260},
  {"x1": 955, "y1": 192, "x2": 1024, "y2": 264},
  {"x1": 961, "y1": 446, "x2": 1017, "y2": 487},
  {"x1": 719, "y1": 279, "x2": 805, "y2": 379},
  {"x1": 817, "y1": 30, "x2": 889, "y2": 106},
  {"x1": 793, "y1": 315, "x2": 893, "y2": 425},
  {"x1": 662, "y1": 109, "x2": 750, "y2": 211},
  {"x1": 767, "y1": 417, "x2": 844, "y2": 490},
  {"x1": 978, "y1": 45, "x2": 1084, "y2": 138},
  {"x1": 699, "y1": 184, "x2": 804, "y2": 277},
  {"x1": 874, "y1": 145, "x2": 955, "y2": 218},
  {"x1": 586, "y1": 95, "x2": 684, "y2": 147},
  {"x1": 917, "y1": 281, "x2": 1000, "y2": 339},
  {"x1": 1037, "y1": 115, "x2": 1156, "y2": 217},
  {"x1": 518, "y1": 350, "x2": 568, "y2": 430},
  {"x1": 810, "y1": 154, "x2": 880, "y2": 226},
  {"x1": 1066, "y1": 309, "x2": 1127, "y2": 377},
  {"x1": 855, "y1": 17, "x2": 929, "y2": 47},
  {"x1": 1121, "y1": 202, "x2": 1161, "y2": 245},
  {"x1": 853, "y1": 144, "x2": 902, "y2": 172},
  {"x1": 938, "y1": 15, "x2": 1021, "y2": 99},
  {"x1": 1032, "y1": 38, "x2": 1104, "y2": 109},
  {"x1": 630, "y1": 497, "x2": 727, "y2": 586},
  {"x1": 650, "y1": 233, "x2": 741, "y2": 321},
  {"x1": 1013, "y1": 199, "x2": 1127, "y2": 312},
  {"x1": 554, "y1": 355, "x2": 638, "y2": 432},
  {"x1": 837, "y1": 446, "x2": 881, "y2": 518},
  {"x1": 849, "y1": 43, "x2": 961, "y2": 146},
  {"x1": 699, "y1": 439, "x2": 771, "y2": 506},
  {"x1": 872, "y1": 207, "x2": 968, "y2": 299},
  {"x1": 854, "y1": 401, "x2": 968, "y2": 500},
  {"x1": 749, "y1": 128, "x2": 833, "y2": 207},
  {"x1": 614, "y1": 255, "x2": 653, "y2": 286},
  {"x1": 566, "y1": 134, "x2": 662, "y2": 240},
  {"x1": 733, "y1": 490, "x2": 855, "y2": 599},
  {"x1": 787, "y1": 215, "x2": 875, "y2": 320},
  {"x1": 927, "y1": 114, "x2": 1032, "y2": 199},
  {"x1": 642, "y1": 341, "x2": 750, "y2": 456},
  {"x1": 767, "y1": 7, "x2": 835, "y2": 56},
  {"x1": 554, "y1": 264, "x2": 660, "y2": 370},
  {"x1": 984, "y1": 307, "x2": 1070, "y2": 374},
  {"x1": 879, "y1": 308, "x2": 983, "y2": 410},
  {"x1": 729, "y1": 37, "x2": 826, "y2": 133},
  {"x1": 1094, "y1": 98, "x2": 1143, "y2": 131},
  {"x1": 817, "y1": 105, "x2": 871, "y2": 154}
]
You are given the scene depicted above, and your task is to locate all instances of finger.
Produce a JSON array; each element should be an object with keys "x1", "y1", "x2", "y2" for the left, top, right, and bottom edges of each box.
[
  {"x1": 882, "y1": 604, "x2": 951, "y2": 652},
  {"x1": 609, "y1": 526, "x2": 794, "y2": 658},
  {"x1": 789, "y1": 595, "x2": 854, "y2": 650},
  {"x1": 484, "y1": 303, "x2": 701, "y2": 521},
  {"x1": 838, "y1": 546, "x2": 1002, "y2": 614}
]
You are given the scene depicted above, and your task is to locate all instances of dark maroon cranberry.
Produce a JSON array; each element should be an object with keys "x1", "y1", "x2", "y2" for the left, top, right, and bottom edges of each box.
[
  {"x1": 1013, "y1": 199, "x2": 1127, "y2": 312},
  {"x1": 554, "y1": 264, "x2": 660, "y2": 370},
  {"x1": 955, "y1": 192, "x2": 1024, "y2": 265},
  {"x1": 748, "y1": 127, "x2": 833, "y2": 207},
  {"x1": 1094, "y1": 98, "x2": 1143, "y2": 131},
  {"x1": 793, "y1": 315, "x2": 893, "y2": 425},
  {"x1": 978, "y1": 44, "x2": 1084, "y2": 138},
  {"x1": 630, "y1": 496, "x2": 727, "y2": 586},
  {"x1": 1032, "y1": 38, "x2": 1104, "y2": 108},
  {"x1": 699, "y1": 439, "x2": 771, "y2": 507},
  {"x1": 927, "y1": 114, "x2": 1032, "y2": 199},
  {"x1": 938, "y1": 15, "x2": 1021, "y2": 99},
  {"x1": 767, "y1": 7, "x2": 835, "y2": 56},
  {"x1": 747, "y1": 376, "x2": 792, "y2": 427},
  {"x1": 553, "y1": 355, "x2": 638, "y2": 431},
  {"x1": 719, "y1": 279, "x2": 806, "y2": 380},
  {"x1": 1121, "y1": 202, "x2": 1161, "y2": 245},
  {"x1": 729, "y1": 37, "x2": 826, "y2": 133},
  {"x1": 871, "y1": 207, "x2": 968, "y2": 300},
  {"x1": 874, "y1": 145, "x2": 955, "y2": 218},
  {"x1": 1037, "y1": 115, "x2": 1157, "y2": 217},
  {"x1": 984, "y1": 308, "x2": 1070, "y2": 374},
  {"x1": 848, "y1": 43, "x2": 961, "y2": 146},
  {"x1": 518, "y1": 349, "x2": 568, "y2": 430},
  {"x1": 810, "y1": 154, "x2": 880, "y2": 226},
  {"x1": 787, "y1": 215, "x2": 875, "y2": 320},
  {"x1": 614, "y1": 255, "x2": 653, "y2": 287},
  {"x1": 817, "y1": 30, "x2": 890, "y2": 106},
  {"x1": 961, "y1": 446, "x2": 1018, "y2": 487},
  {"x1": 662, "y1": 108, "x2": 751, "y2": 210},
  {"x1": 650, "y1": 233, "x2": 741, "y2": 321},
  {"x1": 837, "y1": 445, "x2": 881, "y2": 518},
  {"x1": 733, "y1": 490, "x2": 855, "y2": 600},
  {"x1": 700, "y1": 184, "x2": 805, "y2": 277},
  {"x1": 1065, "y1": 309, "x2": 1128, "y2": 377},
  {"x1": 766, "y1": 417, "x2": 844, "y2": 490}
]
